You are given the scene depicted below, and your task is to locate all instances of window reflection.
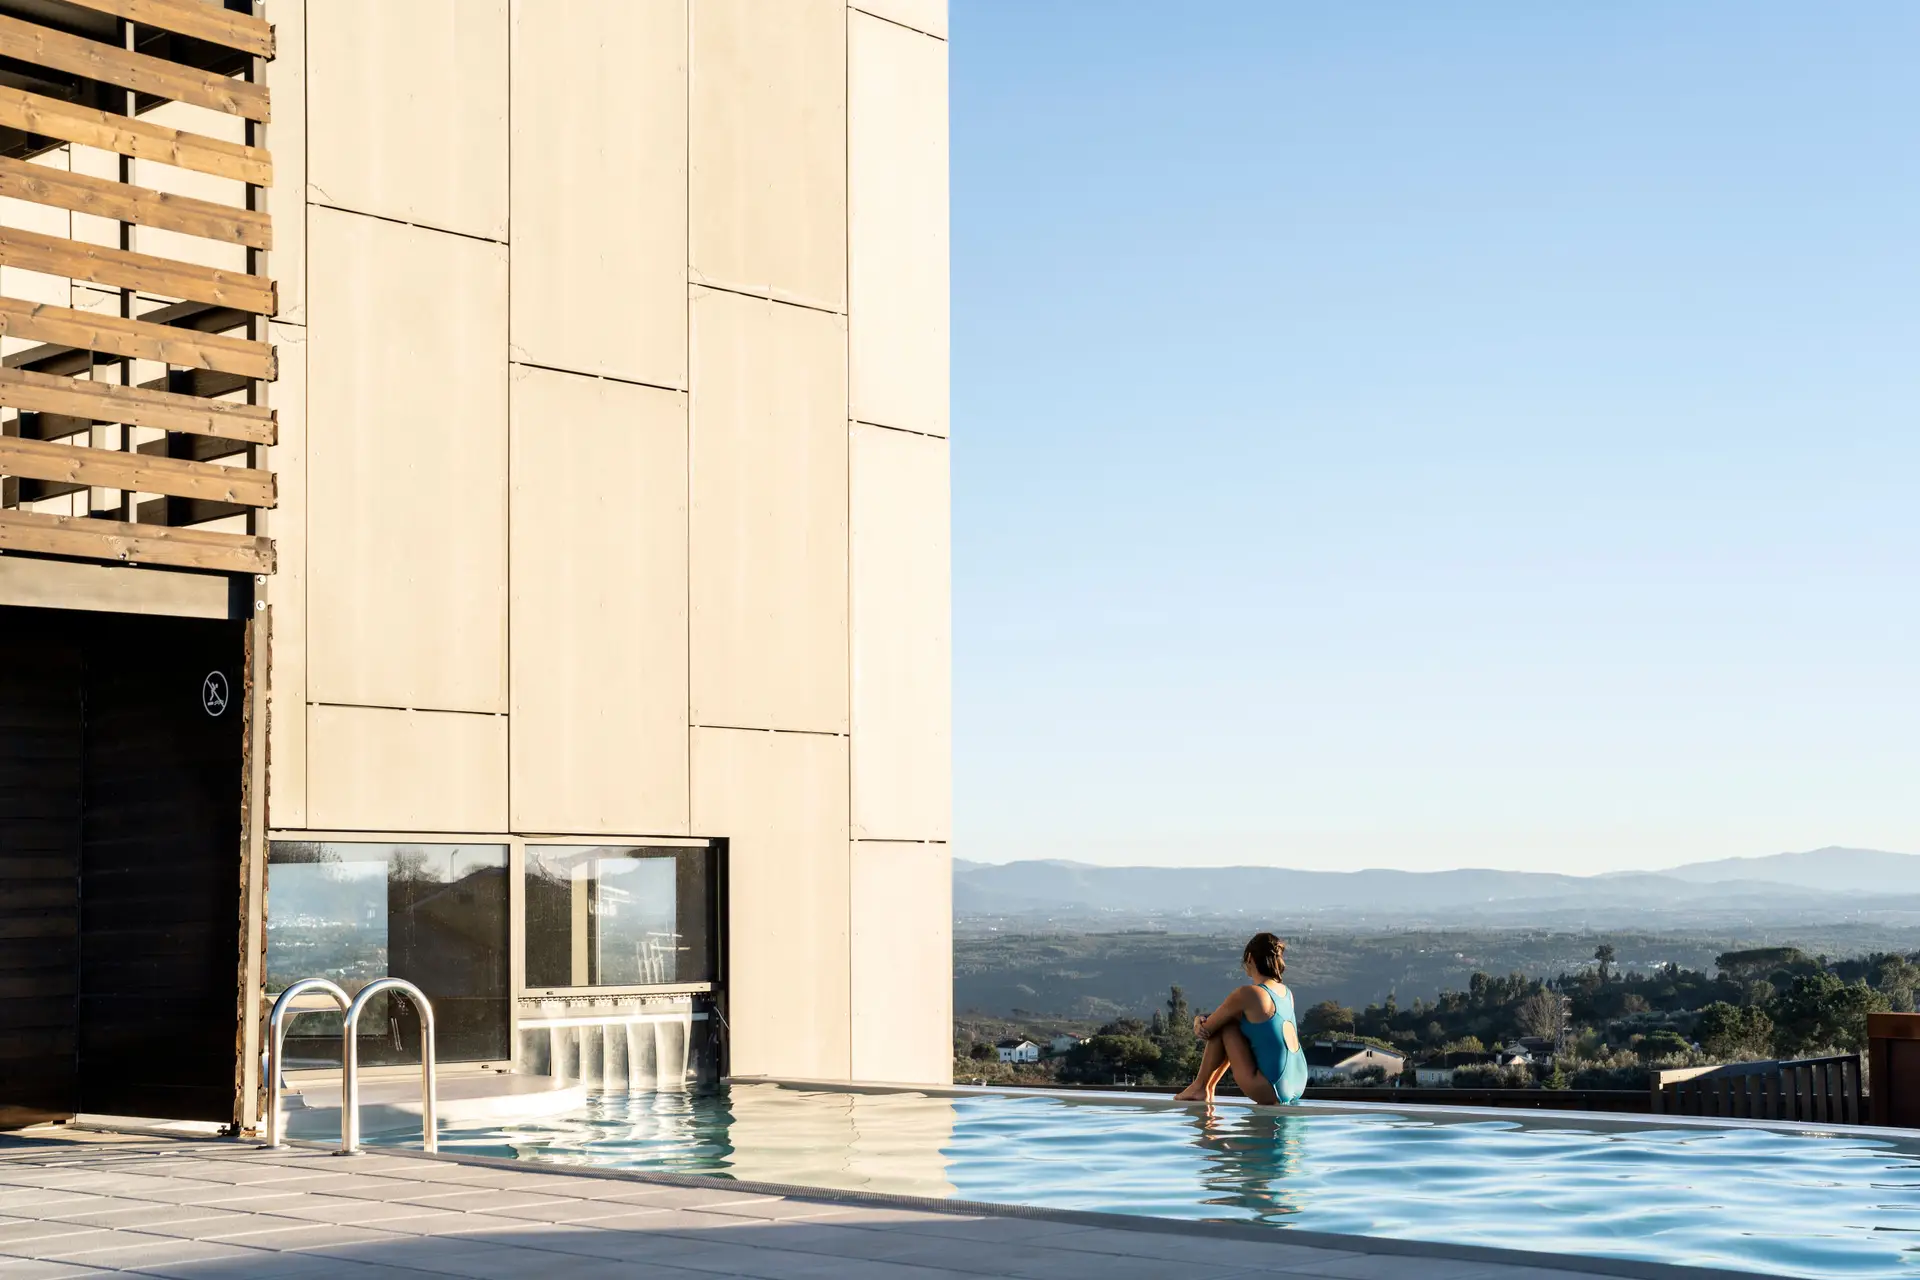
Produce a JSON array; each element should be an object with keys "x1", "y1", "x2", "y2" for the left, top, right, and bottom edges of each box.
[
  {"x1": 266, "y1": 842, "x2": 509, "y2": 1066},
  {"x1": 525, "y1": 845, "x2": 717, "y2": 989}
]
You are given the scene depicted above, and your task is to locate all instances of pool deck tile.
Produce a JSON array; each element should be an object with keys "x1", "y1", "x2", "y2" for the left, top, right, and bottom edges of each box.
[{"x1": 0, "y1": 1131, "x2": 1778, "y2": 1280}]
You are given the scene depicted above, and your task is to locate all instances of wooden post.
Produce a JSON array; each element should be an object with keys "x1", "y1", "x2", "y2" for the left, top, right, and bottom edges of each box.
[{"x1": 1866, "y1": 1014, "x2": 1920, "y2": 1127}]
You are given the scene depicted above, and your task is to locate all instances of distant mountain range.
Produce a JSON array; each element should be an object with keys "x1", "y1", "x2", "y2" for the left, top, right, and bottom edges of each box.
[{"x1": 953, "y1": 847, "x2": 1920, "y2": 927}]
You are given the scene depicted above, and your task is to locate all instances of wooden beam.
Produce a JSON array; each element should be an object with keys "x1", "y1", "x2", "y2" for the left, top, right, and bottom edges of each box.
[
  {"x1": 54, "y1": 0, "x2": 275, "y2": 60},
  {"x1": 0, "y1": 296, "x2": 274, "y2": 379},
  {"x1": 0, "y1": 367, "x2": 274, "y2": 445},
  {"x1": 0, "y1": 225, "x2": 274, "y2": 314},
  {"x1": 0, "y1": 435, "x2": 273, "y2": 506},
  {"x1": 0, "y1": 14, "x2": 269, "y2": 122},
  {"x1": 137, "y1": 433, "x2": 247, "y2": 463},
  {"x1": 134, "y1": 495, "x2": 250, "y2": 526},
  {"x1": 0, "y1": 85, "x2": 271, "y2": 185},
  {"x1": 0, "y1": 507, "x2": 272, "y2": 572},
  {"x1": 140, "y1": 368, "x2": 250, "y2": 400},
  {"x1": 0, "y1": 155, "x2": 269, "y2": 249}
]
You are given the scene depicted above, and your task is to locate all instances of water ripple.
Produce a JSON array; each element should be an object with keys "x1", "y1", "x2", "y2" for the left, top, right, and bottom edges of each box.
[{"x1": 398, "y1": 1085, "x2": 1920, "y2": 1278}]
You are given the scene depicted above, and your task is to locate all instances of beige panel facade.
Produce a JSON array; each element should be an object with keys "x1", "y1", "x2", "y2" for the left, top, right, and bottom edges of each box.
[
  {"x1": 852, "y1": 0, "x2": 947, "y2": 40},
  {"x1": 308, "y1": 0, "x2": 509, "y2": 241},
  {"x1": 308, "y1": 705, "x2": 509, "y2": 834},
  {"x1": 690, "y1": 0, "x2": 847, "y2": 311},
  {"x1": 689, "y1": 288, "x2": 849, "y2": 734},
  {"x1": 850, "y1": 841, "x2": 952, "y2": 1084},
  {"x1": 510, "y1": 0, "x2": 688, "y2": 388},
  {"x1": 849, "y1": 11, "x2": 951, "y2": 436},
  {"x1": 264, "y1": 322, "x2": 308, "y2": 830},
  {"x1": 692, "y1": 728, "x2": 851, "y2": 1079},
  {"x1": 509, "y1": 366, "x2": 690, "y2": 835},
  {"x1": 306, "y1": 207, "x2": 509, "y2": 714},
  {"x1": 249, "y1": 0, "x2": 950, "y2": 1092},
  {"x1": 264, "y1": 0, "x2": 308, "y2": 326},
  {"x1": 0, "y1": 558, "x2": 227, "y2": 619},
  {"x1": 851, "y1": 425, "x2": 952, "y2": 841}
]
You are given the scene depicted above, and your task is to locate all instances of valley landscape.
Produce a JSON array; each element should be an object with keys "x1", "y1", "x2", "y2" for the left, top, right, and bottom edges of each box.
[{"x1": 954, "y1": 847, "x2": 1920, "y2": 1020}]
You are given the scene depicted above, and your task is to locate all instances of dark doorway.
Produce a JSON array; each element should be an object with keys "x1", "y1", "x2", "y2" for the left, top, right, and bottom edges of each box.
[{"x1": 0, "y1": 603, "x2": 245, "y2": 1126}]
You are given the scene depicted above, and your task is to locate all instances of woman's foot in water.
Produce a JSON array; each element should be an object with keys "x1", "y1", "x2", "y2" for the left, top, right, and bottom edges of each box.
[{"x1": 1173, "y1": 1083, "x2": 1211, "y2": 1103}]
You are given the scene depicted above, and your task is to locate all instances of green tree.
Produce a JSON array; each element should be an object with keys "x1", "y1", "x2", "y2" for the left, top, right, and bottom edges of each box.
[
  {"x1": 1084, "y1": 1034, "x2": 1162, "y2": 1078},
  {"x1": 1716, "y1": 947, "x2": 1815, "y2": 990},
  {"x1": 1593, "y1": 943, "x2": 1617, "y2": 984},
  {"x1": 1869, "y1": 955, "x2": 1920, "y2": 1013},
  {"x1": 1694, "y1": 1002, "x2": 1772, "y2": 1060},
  {"x1": 1516, "y1": 988, "x2": 1567, "y2": 1042},
  {"x1": 1302, "y1": 1000, "x2": 1356, "y2": 1039},
  {"x1": 1769, "y1": 974, "x2": 1887, "y2": 1056},
  {"x1": 1635, "y1": 1030, "x2": 1690, "y2": 1062}
]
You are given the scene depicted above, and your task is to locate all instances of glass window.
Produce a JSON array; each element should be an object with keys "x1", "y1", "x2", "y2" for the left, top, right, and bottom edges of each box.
[
  {"x1": 267, "y1": 842, "x2": 509, "y2": 1066},
  {"x1": 524, "y1": 844, "x2": 717, "y2": 989}
]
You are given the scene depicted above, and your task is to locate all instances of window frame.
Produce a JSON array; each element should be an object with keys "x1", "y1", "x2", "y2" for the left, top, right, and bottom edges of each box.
[{"x1": 263, "y1": 830, "x2": 726, "y2": 1081}]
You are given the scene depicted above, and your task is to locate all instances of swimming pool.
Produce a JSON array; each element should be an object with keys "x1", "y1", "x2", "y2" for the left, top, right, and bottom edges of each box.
[{"x1": 387, "y1": 1082, "x2": 1920, "y2": 1278}]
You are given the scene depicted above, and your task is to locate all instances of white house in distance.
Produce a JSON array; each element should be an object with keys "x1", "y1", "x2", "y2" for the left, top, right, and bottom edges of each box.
[
  {"x1": 1305, "y1": 1041, "x2": 1408, "y2": 1084},
  {"x1": 997, "y1": 1039, "x2": 1041, "y2": 1064},
  {"x1": 1414, "y1": 1048, "x2": 1532, "y2": 1088}
]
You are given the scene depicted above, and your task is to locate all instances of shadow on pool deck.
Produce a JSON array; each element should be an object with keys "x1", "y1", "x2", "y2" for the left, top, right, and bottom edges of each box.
[{"x1": 0, "y1": 1127, "x2": 1777, "y2": 1280}]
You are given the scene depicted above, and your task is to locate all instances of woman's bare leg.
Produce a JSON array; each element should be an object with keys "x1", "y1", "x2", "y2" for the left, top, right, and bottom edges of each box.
[
  {"x1": 1174, "y1": 1033, "x2": 1231, "y2": 1102},
  {"x1": 1217, "y1": 1022, "x2": 1280, "y2": 1106}
]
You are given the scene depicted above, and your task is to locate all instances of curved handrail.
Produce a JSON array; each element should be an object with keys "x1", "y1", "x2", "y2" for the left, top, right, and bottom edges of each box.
[
  {"x1": 263, "y1": 977, "x2": 350, "y2": 1149},
  {"x1": 342, "y1": 977, "x2": 437, "y2": 1154}
]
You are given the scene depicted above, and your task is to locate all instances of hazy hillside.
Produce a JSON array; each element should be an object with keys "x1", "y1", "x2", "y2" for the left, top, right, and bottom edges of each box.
[
  {"x1": 952, "y1": 848, "x2": 1920, "y2": 927},
  {"x1": 1647, "y1": 847, "x2": 1920, "y2": 895},
  {"x1": 954, "y1": 923, "x2": 1920, "y2": 1020}
]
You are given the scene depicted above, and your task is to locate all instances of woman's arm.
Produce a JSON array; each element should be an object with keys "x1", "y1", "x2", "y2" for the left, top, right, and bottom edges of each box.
[{"x1": 1193, "y1": 986, "x2": 1256, "y2": 1040}]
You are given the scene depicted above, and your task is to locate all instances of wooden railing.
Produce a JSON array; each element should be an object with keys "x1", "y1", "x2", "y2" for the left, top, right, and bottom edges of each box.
[
  {"x1": 1653, "y1": 1054, "x2": 1864, "y2": 1125},
  {"x1": 0, "y1": 0, "x2": 275, "y2": 574}
]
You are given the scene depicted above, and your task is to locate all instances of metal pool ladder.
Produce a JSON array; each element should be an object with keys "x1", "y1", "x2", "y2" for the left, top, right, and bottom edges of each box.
[{"x1": 264, "y1": 977, "x2": 439, "y2": 1155}]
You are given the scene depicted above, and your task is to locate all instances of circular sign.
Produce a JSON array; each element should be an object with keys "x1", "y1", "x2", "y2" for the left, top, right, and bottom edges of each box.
[{"x1": 202, "y1": 671, "x2": 230, "y2": 718}]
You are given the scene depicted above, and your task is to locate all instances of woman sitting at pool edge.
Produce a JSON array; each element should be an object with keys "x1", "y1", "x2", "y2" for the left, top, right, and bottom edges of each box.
[{"x1": 1174, "y1": 932, "x2": 1310, "y2": 1106}]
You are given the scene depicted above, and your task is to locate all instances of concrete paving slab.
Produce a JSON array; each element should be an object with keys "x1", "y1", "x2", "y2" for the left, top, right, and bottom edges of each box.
[
  {"x1": 0, "y1": 1130, "x2": 1775, "y2": 1280},
  {"x1": 0, "y1": 1260, "x2": 120, "y2": 1278}
]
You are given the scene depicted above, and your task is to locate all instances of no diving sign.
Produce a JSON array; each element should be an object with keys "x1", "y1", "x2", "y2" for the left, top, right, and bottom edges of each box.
[{"x1": 202, "y1": 671, "x2": 230, "y2": 718}]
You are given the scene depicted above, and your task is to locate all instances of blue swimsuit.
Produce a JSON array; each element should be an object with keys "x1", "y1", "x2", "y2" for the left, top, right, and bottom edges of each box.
[{"x1": 1239, "y1": 981, "x2": 1310, "y2": 1104}]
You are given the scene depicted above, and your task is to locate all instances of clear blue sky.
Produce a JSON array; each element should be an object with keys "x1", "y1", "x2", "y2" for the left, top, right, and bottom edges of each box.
[{"x1": 950, "y1": 2, "x2": 1920, "y2": 874}]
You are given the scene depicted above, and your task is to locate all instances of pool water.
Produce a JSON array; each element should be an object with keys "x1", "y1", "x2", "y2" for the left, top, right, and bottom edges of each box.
[{"x1": 397, "y1": 1082, "x2": 1920, "y2": 1278}]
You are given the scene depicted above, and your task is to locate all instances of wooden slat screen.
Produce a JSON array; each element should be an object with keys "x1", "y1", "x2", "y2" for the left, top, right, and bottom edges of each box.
[{"x1": 0, "y1": 0, "x2": 273, "y2": 575}]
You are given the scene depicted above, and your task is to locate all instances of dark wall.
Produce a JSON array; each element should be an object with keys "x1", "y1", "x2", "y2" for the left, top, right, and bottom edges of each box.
[
  {"x1": 0, "y1": 621, "x2": 83, "y2": 1126},
  {"x1": 0, "y1": 604, "x2": 244, "y2": 1126}
]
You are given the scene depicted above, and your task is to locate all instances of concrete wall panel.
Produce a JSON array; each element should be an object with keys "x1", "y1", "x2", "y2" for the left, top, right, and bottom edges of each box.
[
  {"x1": 509, "y1": 365, "x2": 690, "y2": 835},
  {"x1": 308, "y1": 0, "x2": 508, "y2": 241},
  {"x1": 308, "y1": 704, "x2": 508, "y2": 832},
  {"x1": 262, "y1": 0, "x2": 307, "y2": 324},
  {"x1": 307, "y1": 207, "x2": 508, "y2": 713},
  {"x1": 689, "y1": 288, "x2": 848, "y2": 733},
  {"x1": 850, "y1": 841, "x2": 951, "y2": 1084},
  {"x1": 690, "y1": 0, "x2": 845, "y2": 311},
  {"x1": 264, "y1": 322, "x2": 307, "y2": 829},
  {"x1": 851, "y1": 0, "x2": 946, "y2": 39},
  {"x1": 849, "y1": 12, "x2": 949, "y2": 436},
  {"x1": 851, "y1": 425, "x2": 950, "y2": 840},
  {"x1": 692, "y1": 727, "x2": 850, "y2": 1079},
  {"x1": 510, "y1": 0, "x2": 687, "y2": 388}
]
